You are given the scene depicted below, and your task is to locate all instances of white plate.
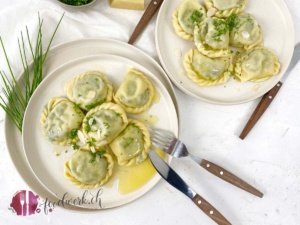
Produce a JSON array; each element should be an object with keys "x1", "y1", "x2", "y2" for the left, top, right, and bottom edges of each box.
[
  {"x1": 22, "y1": 54, "x2": 178, "y2": 209},
  {"x1": 155, "y1": 0, "x2": 295, "y2": 104},
  {"x1": 5, "y1": 38, "x2": 179, "y2": 211}
]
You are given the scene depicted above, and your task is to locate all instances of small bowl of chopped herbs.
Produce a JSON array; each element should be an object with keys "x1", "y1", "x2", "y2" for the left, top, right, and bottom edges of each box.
[{"x1": 57, "y1": 0, "x2": 96, "y2": 7}]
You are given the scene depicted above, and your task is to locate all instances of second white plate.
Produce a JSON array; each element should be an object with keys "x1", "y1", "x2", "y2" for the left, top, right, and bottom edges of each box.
[
  {"x1": 155, "y1": 0, "x2": 295, "y2": 104},
  {"x1": 22, "y1": 54, "x2": 178, "y2": 209}
]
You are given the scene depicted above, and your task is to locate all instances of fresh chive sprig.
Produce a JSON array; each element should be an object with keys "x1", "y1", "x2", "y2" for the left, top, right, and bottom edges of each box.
[{"x1": 0, "y1": 13, "x2": 64, "y2": 132}]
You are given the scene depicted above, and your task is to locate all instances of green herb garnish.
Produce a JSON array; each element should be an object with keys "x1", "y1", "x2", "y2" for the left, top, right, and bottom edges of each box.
[
  {"x1": 122, "y1": 137, "x2": 134, "y2": 148},
  {"x1": 103, "y1": 122, "x2": 110, "y2": 129},
  {"x1": 84, "y1": 115, "x2": 95, "y2": 133},
  {"x1": 213, "y1": 19, "x2": 228, "y2": 42},
  {"x1": 89, "y1": 150, "x2": 106, "y2": 163},
  {"x1": 226, "y1": 13, "x2": 239, "y2": 32},
  {"x1": 59, "y1": 0, "x2": 93, "y2": 6},
  {"x1": 72, "y1": 144, "x2": 80, "y2": 150},
  {"x1": 0, "y1": 13, "x2": 64, "y2": 132},
  {"x1": 85, "y1": 99, "x2": 104, "y2": 110},
  {"x1": 70, "y1": 129, "x2": 78, "y2": 139},
  {"x1": 188, "y1": 10, "x2": 203, "y2": 24}
]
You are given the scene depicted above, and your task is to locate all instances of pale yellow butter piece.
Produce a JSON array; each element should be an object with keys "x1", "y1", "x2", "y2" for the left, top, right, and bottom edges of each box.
[{"x1": 110, "y1": 0, "x2": 144, "y2": 10}]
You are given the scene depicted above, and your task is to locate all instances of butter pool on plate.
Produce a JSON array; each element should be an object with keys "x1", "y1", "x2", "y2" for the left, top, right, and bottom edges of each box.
[{"x1": 110, "y1": 0, "x2": 144, "y2": 10}]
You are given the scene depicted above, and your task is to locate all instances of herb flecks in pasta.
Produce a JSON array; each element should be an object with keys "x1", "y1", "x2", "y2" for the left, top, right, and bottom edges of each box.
[
  {"x1": 234, "y1": 47, "x2": 280, "y2": 82},
  {"x1": 113, "y1": 69, "x2": 155, "y2": 114},
  {"x1": 109, "y1": 119, "x2": 151, "y2": 166},
  {"x1": 64, "y1": 147, "x2": 114, "y2": 189},
  {"x1": 189, "y1": 10, "x2": 203, "y2": 24},
  {"x1": 213, "y1": 19, "x2": 229, "y2": 42},
  {"x1": 82, "y1": 102, "x2": 128, "y2": 147},
  {"x1": 65, "y1": 71, "x2": 113, "y2": 111},
  {"x1": 226, "y1": 13, "x2": 239, "y2": 31},
  {"x1": 184, "y1": 48, "x2": 233, "y2": 86},
  {"x1": 194, "y1": 17, "x2": 231, "y2": 58},
  {"x1": 228, "y1": 13, "x2": 263, "y2": 50},
  {"x1": 41, "y1": 98, "x2": 85, "y2": 145},
  {"x1": 172, "y1": 0, "x2": 207, "y2": 41}
]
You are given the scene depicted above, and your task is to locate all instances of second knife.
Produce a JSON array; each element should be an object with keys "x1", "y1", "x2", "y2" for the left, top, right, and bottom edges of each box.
[
  {"x1": 128, "y1": 0, "x2": 164, "y2": 45},
  {"x1": 149, "y1": 150, "x2": 232, "y2": 225}
]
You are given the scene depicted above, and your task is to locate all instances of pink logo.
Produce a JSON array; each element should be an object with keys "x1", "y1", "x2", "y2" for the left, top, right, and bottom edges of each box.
[
  {"x1": 9, "y1": 190, "x2": 40, "y2": 216},
  {"x1": 9, "y1": 189, "x2": 104, "y2": 215}
]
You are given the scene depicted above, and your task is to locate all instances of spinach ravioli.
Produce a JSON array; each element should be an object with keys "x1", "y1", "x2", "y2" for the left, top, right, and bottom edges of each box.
[
  {"x1": 172, "y1": 0, "x2": 207, "y2": 41},
  {"x1": 41, "y1": 97, "x2": 85, "y2": 145},
  {"x1": 64, "y1": 147, "x2": 114, "y2": 189},
  {"x1": 194, "y1": 17, "x2": 231, "y2": 58},
  {"x1": 228, "y1": 13, "x2": 263, "y2": 50},
  {"x1": 82, "y1": 102, "x2": 128, "y2": 147},
  {"x1": 234, "y1": 47, "x2": 280, "y2": 82},
  {"x1": 184, "y1": 48, "x2": 233, "y2": 86},
  {"x1": 64, "y1": 71, "x2": 113, "y2": 111},
  {"x1": 113, "y1": 69, "x2": 155, "y2": 114},
  {"x1": 204, "y1": 0, "x2": 247, "y2": 18},
  {"x1": 109, "y1": 119, "x2": 151, "y2": 166}
]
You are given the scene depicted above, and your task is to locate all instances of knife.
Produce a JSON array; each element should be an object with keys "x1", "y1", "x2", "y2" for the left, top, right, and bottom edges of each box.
[
  {"x1": 149, "y1": 150, "x2": 232, "y2": 225},
  {"x1": 128, "y1": 0, "x2": 164, "y2": 45},
  {"x1": 240, "y1": 43, "x2": 300, "y2": 139},
  {"x1": 26, "y1": 190, "x2": 30, "y2": 216}
]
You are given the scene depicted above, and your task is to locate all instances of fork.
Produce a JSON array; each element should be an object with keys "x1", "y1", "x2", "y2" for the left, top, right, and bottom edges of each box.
[
  {"x1": 20, "y1": 192, "x2": 25, "y2": 216},
  {"x1": 149, "y1": 127, "x2": 263, "y2": 198}
]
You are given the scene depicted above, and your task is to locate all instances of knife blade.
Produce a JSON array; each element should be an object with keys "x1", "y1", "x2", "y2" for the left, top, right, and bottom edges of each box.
[
  {"x1": 240, "y1": 43, "x2": 300, "y2": 139},
  {"x1": 149, "y1": 150, "x2": 232, "y2": 225},
  {"x1": 128, "y1": 0, "x2": 164, "y2": 45},
  {"x1": 26, "y1": 190, "x2": 29, "y2": 216}
]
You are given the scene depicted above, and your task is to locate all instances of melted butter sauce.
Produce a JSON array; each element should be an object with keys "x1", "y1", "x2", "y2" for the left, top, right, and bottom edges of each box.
[
  {"x1": 129, "y1": 86, "x2": 160, "y2": 126},
  {"x1": 53, "y1": 145, "x2": 69, "y2": 156},
  {"x1": 104, "y1": 148, "x2": 165, "y2": 194},
  {"x1": 153, "y1": 86, "x2": 161, "y2": 104},
  {"x1": 134, "y1": 112, "x2": 159, "y2": 126}
]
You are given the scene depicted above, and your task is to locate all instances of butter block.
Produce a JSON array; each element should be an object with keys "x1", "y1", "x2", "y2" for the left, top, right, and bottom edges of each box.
[{"x1": 110, "y1": 0, "x2": 144, "y2": 10}]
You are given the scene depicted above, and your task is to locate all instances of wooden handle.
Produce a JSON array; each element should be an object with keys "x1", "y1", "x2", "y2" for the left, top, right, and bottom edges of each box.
[
  {"x1": 239, "y1": 81, "x2": 283, "y2": 139},
  {"x1": 192, "y1": 194, "x2": 231, "y2": 225},
  {"x1": 200, "y1": 159, "x2": 263, "y2": 198},
  {"x1": 128, "y1": 0, "x2": 164, "y2": 45}
]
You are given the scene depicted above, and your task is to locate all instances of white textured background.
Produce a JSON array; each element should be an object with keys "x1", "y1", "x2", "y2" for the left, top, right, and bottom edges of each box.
[{"x1": 0, "y1": 0, "x2": 300, "y2": 224}]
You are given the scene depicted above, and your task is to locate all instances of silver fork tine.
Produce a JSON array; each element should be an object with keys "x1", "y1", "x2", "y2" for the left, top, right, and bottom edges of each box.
[
  {"x1": 150, "y1": 133, "x2": 172, "y2": 150},
  {"x1": 148, "y1": 126, "x2": 174, "y2": 140},
  {"x1": 148, "y1": 126, "x2": 176, "y2": 154}
]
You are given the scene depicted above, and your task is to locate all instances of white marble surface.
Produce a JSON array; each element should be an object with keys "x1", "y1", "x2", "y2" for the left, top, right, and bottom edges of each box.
[{"x1": 0, "y1": 0, "x2": 300, "y2": 224}]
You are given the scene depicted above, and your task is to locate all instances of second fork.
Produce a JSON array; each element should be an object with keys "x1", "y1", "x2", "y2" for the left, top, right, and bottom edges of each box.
[{"x1": 149, "y1": 126, "x2": 263, "y2": 198}]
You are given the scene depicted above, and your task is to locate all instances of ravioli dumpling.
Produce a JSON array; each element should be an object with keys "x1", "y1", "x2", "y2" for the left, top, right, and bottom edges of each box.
[
  {"x1": 82, "y1": 102, "x2": 128, "y2": 147},
  {"x1": 64, "y1": 147, "x2": 114, "y2": 189},
  {"x1": 64, "y1": 71, "x2": 113, "y2": 111},
  {"x1": 113, "y1": 69, "x2": 155, "y2": 114},
  {"x1": 41, "y1": 97, "x2": 85, "y2": 145},
  {"x1": 234, "y1": 47, "x2": 280, "y2": 82},
  {"x1": 184, "y1": 48, "x2": 233, "y2": 86},
  {"x1": 204, "y1": 0, "x2": 247, "y2": 18},
  {"x1": 172, "y1": 0, "x2": 207, "y2": 41},
  {"x1": 109, "y1": 119, "x2": 151, "y2": 166},
  {"x1": 194, "y1": 17, "x2": 231, "y2": 58},
  {"x1": 228, "y1": 13, "x2": 263, "y2": 50}
]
